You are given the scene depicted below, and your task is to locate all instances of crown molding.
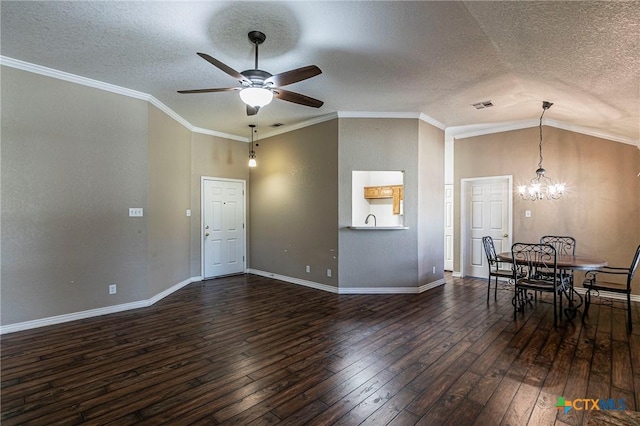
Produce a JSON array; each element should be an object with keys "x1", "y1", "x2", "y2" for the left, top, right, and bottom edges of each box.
[
  {"x1": 337, "y1": 111, "x2": 420, "y2": 119},
  {"x1": 336, "y1": 111, "x2": 446, "y2": 130},
  {"x1": 419, "y1": 113, "x2": 447, "y2": 130},
  {"x1": 1, "y1": 55, "x2": 150, "y2": 100},
  {"x1": 446, "y1": 120, "x2": 538, "y2": 140},
  {"x1": 191, "y1": 126, "x2": 248, "y2": 142},
  {"x1": 447, "y1": 118, "x2": 639, "y2": 147},
  {"x1": 3, "y1": 55, "x2": 636, "y2": 147},
  {"x1": 545, "y1": 119, "x2": 638, "y2": 147},
  {"x1": 258, "y1": 112, "x2": 338, "y2": 140},
  {"x1": 0, "y1": 55, "x2": 245, "y2": 142}
]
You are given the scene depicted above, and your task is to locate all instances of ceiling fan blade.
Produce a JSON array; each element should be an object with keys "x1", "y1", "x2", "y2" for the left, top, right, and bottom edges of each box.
[
  {"x1": 197, "y1": 52, "x2": 251, "y2": 84},
  {"x1": 265, "y1": 65, "x2": 322, "y2": 87},
  {"x1": 177, "y1": 87, "x2": 240, "y2": 94},
  {"x1": 273, "y1": 89, "x2": 324, "y2": 108},
  {"x1": 246, "y1": 105, "x2": 259, "y2": 116}
]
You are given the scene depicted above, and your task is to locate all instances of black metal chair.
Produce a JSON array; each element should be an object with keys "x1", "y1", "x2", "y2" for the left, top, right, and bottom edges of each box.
[
  {"x1": 540, "y1": 236, "x2": 576, "y2": 256},
  {"x1": 539, "y1": 235, "x2": 576, "y2": 283},
  {"x1": 582, "y1": 244, "x2": 640, "y2": 332},
  {"x1": 482, "y1": 236, "x2": 522, "y2": 302},
  {"x1": 512, "y1": 243, "x2": 564, "y2": 327}
]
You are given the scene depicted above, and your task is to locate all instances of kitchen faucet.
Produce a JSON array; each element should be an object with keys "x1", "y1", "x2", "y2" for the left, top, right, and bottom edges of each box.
[{"x1": 365, "y1": 214, "x2": 376, "y2": 227}]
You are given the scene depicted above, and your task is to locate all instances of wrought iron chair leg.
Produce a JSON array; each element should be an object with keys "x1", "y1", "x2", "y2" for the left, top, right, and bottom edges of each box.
[
  {"x1": 487, "y1": 277, "x2": 491, "y2": 303},
  {"x1": 627, "y1": 293, "x2": 633, "y2": 332},
  {"x1": 582, "y1": 290, "x2": 591, "y2": 323},
  {"x1": 552, "y1": 292, "x2": 557, "y2": 328}
]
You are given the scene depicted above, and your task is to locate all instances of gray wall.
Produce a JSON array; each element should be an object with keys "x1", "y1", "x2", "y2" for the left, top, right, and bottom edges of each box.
[
  {"x1": 418, "y1": 120, "x2": 445, "y2": 285},
  {"x1": 1, "y1": 66, "x2": 249, "y2": 326},
  {"x1": 454, "y1": 127, "x2": 640, "y2": 292},
  {"x1": 190, "y1": 133, "x2": 249, "y2": 277},
  {"x1": 249, "y1": 120, "x2": 339, "y2": 286},
  {"x1": 2, "y1": 67, "x2": 149, "y2": 324},
  {"x1": 338, "y1": 118, "x2": 421, "y2": 288},
  {"x1": 147, "y1": 105, "x2": 192, "y2": 295}
]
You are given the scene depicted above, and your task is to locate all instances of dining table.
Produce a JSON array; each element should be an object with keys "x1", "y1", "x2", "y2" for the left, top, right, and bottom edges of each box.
[
  {"x1": 496, "y1": 252, "x2": 608, "y2": 321},
  {"x1": 496, "y1": 252, "x2": 608, "y2": 271}
]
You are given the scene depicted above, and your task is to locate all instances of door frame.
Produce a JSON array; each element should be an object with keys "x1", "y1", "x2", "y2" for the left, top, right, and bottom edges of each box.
[
  {"x1": 200, "y1": 176, "x2": 247, "y2": 279},
  {"x1": 460, "y1": 175, "x2": 513, "y2": 278},
  {"x1": 444, "y1": 184, "x2": 454, "y2": 271}
]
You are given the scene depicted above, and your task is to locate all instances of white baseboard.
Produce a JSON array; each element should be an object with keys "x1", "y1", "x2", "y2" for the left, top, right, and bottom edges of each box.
[
  {"x1": 419, "y1": 278, "x2": 447, "y2": 292},
  {"x1": 248, "y1": 269, "x2": 339, "y2": 293},
  {"x1": 572, "y1": 287, "x2": 640, "y2": 303},
  {"x1": 248, "y1": 269, "x2": 446, "y2": 294},
  {"x1": 0, "y1": 276, "x2": 202, "y2": 335}
]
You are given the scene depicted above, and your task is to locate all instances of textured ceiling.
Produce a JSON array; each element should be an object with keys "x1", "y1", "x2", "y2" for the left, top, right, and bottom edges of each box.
[{"x1": 1, "y1": 1, "x2": 639, "y2": 143}]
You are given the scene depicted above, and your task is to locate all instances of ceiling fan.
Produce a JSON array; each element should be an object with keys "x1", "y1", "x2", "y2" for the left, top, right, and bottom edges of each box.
[{"x1": 178, "y1": 30, "x2": 323, "y2": 116}]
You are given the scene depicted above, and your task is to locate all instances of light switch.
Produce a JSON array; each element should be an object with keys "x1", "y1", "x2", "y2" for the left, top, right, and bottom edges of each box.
[
  {"x1": 186, "y1": 209, "x2": 191, "y2": 217},
  {"x1": 129, "y1": 208, "x2": 143, "y2": 217},
  {"x1": 525, "y1": 210, "x2": 532, "y2": 218}
]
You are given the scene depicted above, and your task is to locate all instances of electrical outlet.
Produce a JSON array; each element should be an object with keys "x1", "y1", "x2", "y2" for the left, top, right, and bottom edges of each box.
[
  {"x1": 186, "y1": 209, "x2": 191, "y2": 217},
  {"x1": 327, "y1": 269, "x2": 332, "y2": 277},
  {"x1": 109, "y1": 284, "x2": 117, "y2": 294},
  {"x1": 129, "y1": 208, "x2": 143, "y2": 217},
  {"x1": 525, "y1": 210, "x2": 532, "y2": 218},
  {"x1": 432, "y1": 266, "x2": 436, "y2": 274},
  {"x1": 306, "y1": 265, "x2": 311, "y2": 273}
]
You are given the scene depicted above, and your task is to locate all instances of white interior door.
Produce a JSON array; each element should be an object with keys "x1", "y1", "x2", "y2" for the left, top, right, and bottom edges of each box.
[
  {"x1": 462, "y1": 177, "x2": 512, "y2": 278},
  {"x1": 202, "y1": 178, "x2": 245, "y2": 279}
]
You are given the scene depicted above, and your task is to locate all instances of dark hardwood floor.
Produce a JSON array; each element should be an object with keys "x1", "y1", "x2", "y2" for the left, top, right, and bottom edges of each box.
[{"x1": 2, "y1": 273, "x2": 640, "y2": 425}]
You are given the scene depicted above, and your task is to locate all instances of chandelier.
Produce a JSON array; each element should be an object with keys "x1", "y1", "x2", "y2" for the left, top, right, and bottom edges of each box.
[{"x1": 517, "y1": 101, "x2": 565, "y2": 200}]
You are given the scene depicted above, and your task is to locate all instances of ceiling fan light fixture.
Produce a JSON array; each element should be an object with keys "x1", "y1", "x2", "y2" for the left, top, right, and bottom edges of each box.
[{"x1": 240, "y1": 87, "x2": 273, "y2": 108}]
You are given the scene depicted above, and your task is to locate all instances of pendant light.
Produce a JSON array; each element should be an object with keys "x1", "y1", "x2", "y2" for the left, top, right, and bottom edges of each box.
[
  {"x1": 518, "y1": 101, "x2": 566, "y2": 200},
  {"x1": 248, "y1": 124, "x2": 257, "y2": 168}
]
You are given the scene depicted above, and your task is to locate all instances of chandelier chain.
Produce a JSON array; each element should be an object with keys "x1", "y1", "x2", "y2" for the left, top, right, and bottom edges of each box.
[{"x1": 538, "y1": 106, "x2": 545, "y2": 170}]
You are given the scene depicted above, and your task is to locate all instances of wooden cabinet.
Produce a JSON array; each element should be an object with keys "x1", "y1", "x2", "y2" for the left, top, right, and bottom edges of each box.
[
  {"x1": 364, "y1": 185, "x2": 404, "y2": 214},
  {"x1": 364, "y1": 186, "x2": 394, "y2": 198}
]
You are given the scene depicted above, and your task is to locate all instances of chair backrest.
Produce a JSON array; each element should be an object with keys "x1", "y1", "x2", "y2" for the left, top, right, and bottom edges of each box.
[
  {"x1": 511, "y1": 243, "x2": 557, "y2": 280},
  {"x1": 482, "y1": 236, "x2": 499, "y2": 270},
  {"x1": 540, "y1": 235, "x2": 576, "y2": 256}
]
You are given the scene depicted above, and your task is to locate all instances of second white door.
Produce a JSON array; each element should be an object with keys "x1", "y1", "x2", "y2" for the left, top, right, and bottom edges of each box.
[{"x1": 463, "y1": 177, "x2": 512, "y2": 278}]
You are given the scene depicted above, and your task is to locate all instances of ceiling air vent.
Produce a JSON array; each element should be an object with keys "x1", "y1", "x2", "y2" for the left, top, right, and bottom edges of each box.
[
  {"x1": 472, "y1": 100, "x2": 494, "y2": 109},
  {"x1": 271, "y1": 123, "x2": 284, "y2": 127}
]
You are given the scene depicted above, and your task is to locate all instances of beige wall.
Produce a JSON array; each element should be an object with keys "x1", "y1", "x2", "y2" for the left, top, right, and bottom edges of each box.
[
  {"x1": 249, "y1": 120, "x2": 339, "y2": 286},
  {"x1": 454, "y1": 126, "x2": 640, "y2": 292}
]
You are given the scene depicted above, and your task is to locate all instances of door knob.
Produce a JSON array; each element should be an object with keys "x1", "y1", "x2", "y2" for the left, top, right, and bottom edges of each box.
[
  {"x1": 503, "y1": 233, "x2": 509, "y2": 237},
  {"x1": 205, "y1": 233, "x2": 210, "y2": 237},
  {"x1": 205, "y1": 225, "x2": 209, "y2": 229}
]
